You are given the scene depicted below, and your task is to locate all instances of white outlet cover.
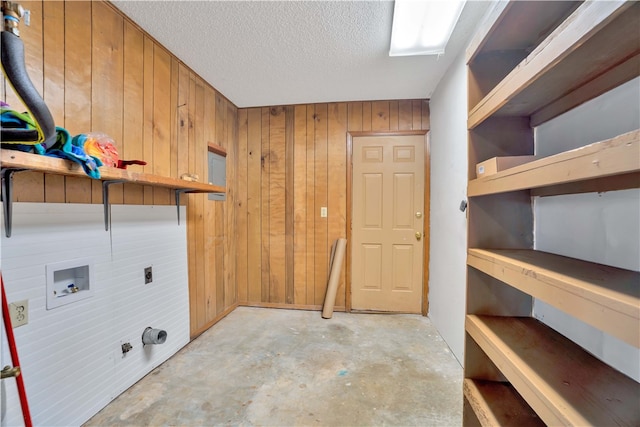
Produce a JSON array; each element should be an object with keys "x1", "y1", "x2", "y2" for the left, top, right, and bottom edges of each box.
[
  {"x1": 9, "y1": 300, "x2": 28, "y2": 328},
  {"x1": 321, "y1": 207, "x2": 328, "y2": 217}
]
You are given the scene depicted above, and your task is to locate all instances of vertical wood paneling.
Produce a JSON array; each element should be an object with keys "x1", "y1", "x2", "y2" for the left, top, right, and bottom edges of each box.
[
  {"x1": 91, "y1": 1, "x2": 123, "y2": 204},
  {"x1": 347, "y1": 101, "x2": 362, "y2": 132},
  {"x1": 214, "y1": 93, "x2": 226, "y2": 314},
  {"x1": 203, "y1": 86, "x2": 217, "y2": 323},
  {"x1": 371, "y1": 101, "x2": 389, "y2": 131},
  {"x1": 152, "y1": 47, "x2": 172, "y2": 205},
  {"x1": 225, "y1": 102, "x2": 237, "y2": 307},
  {"x1": 237, "y1": 109, "x2": 249, "y2": 303},
  {"x1": 399, "y1": 100, "x2": 413, "y2": 130},
  {"x1": 209, "y1": 94, "x2": 221, "y2": 314},
  {"x1": 11, "y1": 0, "x2": 45, "y2": 202},
  {"x1": 142, "y1": 36, "x2": 155, "y2": 205},
  {"x1": 327, "y1": 103, "x2": 347, "y2": 307},
  {"x1": 122, "y1": 21, "x2": 144, "y2": 204},
  {"x1": 185, "y1": 76, "x2": 196, "y2": 334},
  {"x1": 305, "y1": 105, "x2": 316, "y2": 305},
  {"x1": 261, "y1": 107, "x2": 271, "y2": 302},
  {"x1": 194, "y1": 79, "x2": 206, "y2": 331},
  {"x1": 246, "y1": 108, "x2": 263, "y2": 302},
  {"x1": 177, "y1": 64, "x2": 190, "y2": 179},
  {"x1": 412, "y1": 99, "x2": 423, "y2": 130},
  {"x1": 237, "y1": 100, "x2": 429, "y2": 310},
  {"x1": 389, "y1": 100, "x2": 399, "y2": 131},
  {"x1": 64, "y1": 0, "x2": 92, "y2": 203},
  {"x1": 269, "y1": 107, "x2": 286, "y2": 303},
  {"x1": 293, "y1": 105, "x2": 308, "y2": 304},
  {"x1": 285, "y1": 106, "x2": 295, "y2": 304},
  {"x1": 43, "y1": 0, "x2": 65, "y2": 202},
  {"x1": 362, "y1": 101, "x2": 372, "y2": 131},
  {"x1": 313, "y1": 104, "x2": 329, "y2": 305},
  {"x1": 170, "y1": 59, "x2": 179, "y2": 180}
]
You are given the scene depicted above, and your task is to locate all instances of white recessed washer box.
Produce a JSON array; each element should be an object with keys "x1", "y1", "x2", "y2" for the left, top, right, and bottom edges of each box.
[{"x1": 46, "y1": 258, "x2": 95, "y2": 310}]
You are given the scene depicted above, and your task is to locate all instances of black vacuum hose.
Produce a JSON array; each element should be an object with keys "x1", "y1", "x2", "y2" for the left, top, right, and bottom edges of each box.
[{"x1": 1, "y1": 30, "x2": 56, "y2": 147}]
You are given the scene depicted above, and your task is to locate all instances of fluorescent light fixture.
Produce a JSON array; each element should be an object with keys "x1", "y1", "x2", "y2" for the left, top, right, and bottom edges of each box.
[{"x1": 390, "y1": 0, "x2": 466, "y2": 56}]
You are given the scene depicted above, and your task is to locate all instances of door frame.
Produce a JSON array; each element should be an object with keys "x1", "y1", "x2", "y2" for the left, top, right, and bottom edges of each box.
[{"x1": 346, "y1": 130, "x2": 431, "y2": 315}]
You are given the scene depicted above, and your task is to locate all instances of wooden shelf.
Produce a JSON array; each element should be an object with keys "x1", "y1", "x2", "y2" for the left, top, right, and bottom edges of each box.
[
  {"x1": 466, "y1": 315, "x2": 640, "y2": 426},
  {"x1": 1, "y1": 149, "x2": 225, "y2": 193},
  {"x1": 468, "y1": 129, "x2": 640, "y2": 197},
  {"x1": 463, "y1": 379, "x2": 543, "y2": 427},
  {"x1": 466, "y1": 2, "x2": 581, "y2": 64},
  {"x1": 468, "y1": 1, "x2": 639, "y2": 129},
  {"x1": 468, "y1": 248, "x2": 640, "y2": 348},
  {"x1": 1, "y1": 148, "x2": 224, "y2": 236}
]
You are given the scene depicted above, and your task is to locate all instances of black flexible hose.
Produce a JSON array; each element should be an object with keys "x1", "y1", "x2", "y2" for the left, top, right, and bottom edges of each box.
[{"x1": 1, "y1": 30, "x2": 56, "y2": 147}]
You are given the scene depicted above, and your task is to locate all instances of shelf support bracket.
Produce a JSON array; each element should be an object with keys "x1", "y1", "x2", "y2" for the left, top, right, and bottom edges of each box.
[
  {"x1": 174, "y1": 189, "x2": 194, "y2": 225},
  {"x1": 1, "y1": 168, "x2": 25, "y2": 238},
  {"x1": 102, "y1": 180, "x2": 126, "y2": 231}
]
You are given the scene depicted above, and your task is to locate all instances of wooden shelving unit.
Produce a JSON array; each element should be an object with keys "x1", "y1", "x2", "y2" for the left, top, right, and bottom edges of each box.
[
  {"x1": 468, "y1": 1, "x2": 639, "y2": 129},
  {"x1": 468, "y1": 249, "x2": 640, "y2": 348},
  {"x1": 1, "y1": 149, "x2": 225, "y2": 236},
  {"x1": 464, "y1": 1, "x2": 640, "y2": 425},
  {"x1": 467, "y1": 316, "x2": 639, "y2": 426},
  {"x1": 463, "y1": 379, "x2": 543, "y2": 427},
  {"x1": 468, "y1": 130, "x2": 639, "y2": 197}
]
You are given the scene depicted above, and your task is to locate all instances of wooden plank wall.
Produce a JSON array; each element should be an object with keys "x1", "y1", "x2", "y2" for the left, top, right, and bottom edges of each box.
[
  {"x1": 1, "y1": 1, "x2": 238, "y2": 338},
  {"x1": 236, "y1": 101, "x2": 430, "y2": 309}
]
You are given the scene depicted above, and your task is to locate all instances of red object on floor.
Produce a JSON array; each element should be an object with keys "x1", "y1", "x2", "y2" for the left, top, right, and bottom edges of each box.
[{"x1": 1, "y1": 273, "x2": 33, "y2": 427}]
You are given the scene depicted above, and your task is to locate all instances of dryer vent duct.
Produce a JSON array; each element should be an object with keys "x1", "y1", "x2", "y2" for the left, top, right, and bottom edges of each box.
[{"x1": 142, "y1": 327, "x2": 167, "y2": 345}]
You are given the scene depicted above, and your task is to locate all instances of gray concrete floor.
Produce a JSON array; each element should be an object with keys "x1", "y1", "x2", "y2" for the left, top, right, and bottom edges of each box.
[{"x1": 85, "y1": 307, "x2": 463, "y2": 426}]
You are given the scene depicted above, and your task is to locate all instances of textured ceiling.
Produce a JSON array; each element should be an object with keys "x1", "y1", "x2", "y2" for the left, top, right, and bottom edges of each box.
[{"x1": 111, "y1": 1, "x2": 489, "y2": 108}]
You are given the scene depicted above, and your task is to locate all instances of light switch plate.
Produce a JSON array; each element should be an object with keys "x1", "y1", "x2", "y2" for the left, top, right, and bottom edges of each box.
[{"x1": 321, "y1": 207, "x2": 328, "y2": 218}]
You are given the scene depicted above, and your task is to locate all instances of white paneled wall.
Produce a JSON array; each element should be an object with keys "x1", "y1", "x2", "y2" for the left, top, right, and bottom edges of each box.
[
  {"x1": 534, "y1": 77, "x2": 640, "y2": 382},
  {"x1": 1, "y1": 203, "x2": 190, "y2": 426}
]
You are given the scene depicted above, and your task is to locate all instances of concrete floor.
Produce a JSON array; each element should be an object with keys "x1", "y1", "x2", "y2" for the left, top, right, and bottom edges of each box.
[{"x1": 85, "y1": 307, "x2": 463, "y2": 426}]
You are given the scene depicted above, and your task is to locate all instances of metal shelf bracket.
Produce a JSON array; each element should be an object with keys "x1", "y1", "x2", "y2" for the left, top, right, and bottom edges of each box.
[
  {"x1": 175, "y1": 189, "x2": 194, "y2": 225},
  {"x1": 1, "y1": 168, "x2": 25, "y2": 238},
  {"x1": 102, "y1": 180, "x2": 126, "y2": 231}
]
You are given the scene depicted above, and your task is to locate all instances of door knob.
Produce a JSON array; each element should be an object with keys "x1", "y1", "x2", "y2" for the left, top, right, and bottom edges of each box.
[
  {"x1": 415, "y1": 211, "x2": 422, "y2": 218},
  {"x1": 415, "y1": 231, "x2": 422, "y2": 241}
]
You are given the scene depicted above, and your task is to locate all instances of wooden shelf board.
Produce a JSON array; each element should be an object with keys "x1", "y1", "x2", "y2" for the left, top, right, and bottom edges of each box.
[
  {"x1": 466, "y1": 1, "x2": 580, "y2": 64},
  {"x1": 463, "y1": 379, "x2": 543, "y2": 427},
  {"x1": 468, "y1": 248, "x2": 640, "y2": 347},
  {"x1": 531, "y1": 171, "x2": 640, "y2": 198},
  {"x1": 1, "y1": 149, "x2": 225, "y2": 194},
  {"x1": 530, "y1": 52, "x2": 640, "y2": 127},
  {"x1": 468, "y1": 1, "x2": 639, "y2": 129},
  {"x1": 466, "y1": 315, "x2": 640, "y2": 426},
  {"x1": 468, "y1": 130, "x2": 640, "y2": 197}
]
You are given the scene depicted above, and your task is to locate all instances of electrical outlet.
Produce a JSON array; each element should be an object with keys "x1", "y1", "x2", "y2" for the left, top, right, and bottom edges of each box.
[
  {"x1": 9, "y1": 300, "x2": 28, "y2": 328},
  {"x1": 144, "y1": 267, "x2": 153, "y2": 284},
  {"x1": 321, "y1": 207, "x2": 328, "y2": 218}
]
